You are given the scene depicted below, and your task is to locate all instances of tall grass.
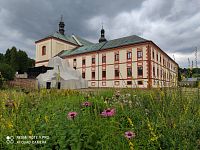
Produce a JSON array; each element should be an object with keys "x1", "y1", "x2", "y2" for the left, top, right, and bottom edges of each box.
[{"x1": 0, "y1": 88, "x2": 200, "y2": 149}]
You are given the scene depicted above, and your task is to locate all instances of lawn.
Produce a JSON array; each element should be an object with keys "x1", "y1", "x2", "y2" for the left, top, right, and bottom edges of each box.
[{"x1": 0, "y1": 88, "x2": 200, "y2": 149}]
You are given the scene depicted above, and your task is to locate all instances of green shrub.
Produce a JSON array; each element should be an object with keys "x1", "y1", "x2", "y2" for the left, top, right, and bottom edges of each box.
[
  {"x1": 0, "y1": 73, "x2": 3, "y2": 88},
  {"x1": 0, "y1": 63, "x2": 15, "y2": 80}
]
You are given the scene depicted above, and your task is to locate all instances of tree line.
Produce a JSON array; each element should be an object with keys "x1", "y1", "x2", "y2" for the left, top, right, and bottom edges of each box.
[
  {"x1": 178, "y1": 67, "x2": 200, "y2": 81},
  {"x1": 0, "y1": 46, "x2": 35, "y2": 80}
]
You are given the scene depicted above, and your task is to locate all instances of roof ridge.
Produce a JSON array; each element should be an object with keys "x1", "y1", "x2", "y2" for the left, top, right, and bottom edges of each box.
[
  {"x1": 72, "y1": 35, "x2": 83, "y2": 46},
  {"x1": 73, "y1": 35, "x2": 94, "y2": 44}
]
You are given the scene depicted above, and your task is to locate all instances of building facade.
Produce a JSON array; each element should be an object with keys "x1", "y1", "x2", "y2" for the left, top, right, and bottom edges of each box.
[{"x1": 35, "y1": 19, "x2": 178, "y2": 88}]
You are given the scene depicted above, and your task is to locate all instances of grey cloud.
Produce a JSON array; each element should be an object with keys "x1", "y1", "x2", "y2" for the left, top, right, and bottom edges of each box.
[{"x1": 0, "y1": 0, "x2": 143, "y2": 39}]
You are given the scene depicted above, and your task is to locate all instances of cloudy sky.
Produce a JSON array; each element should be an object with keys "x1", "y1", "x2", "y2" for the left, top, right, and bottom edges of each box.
[{"x1": 0, "y1": 0, "x2": 200, "y2": 68}]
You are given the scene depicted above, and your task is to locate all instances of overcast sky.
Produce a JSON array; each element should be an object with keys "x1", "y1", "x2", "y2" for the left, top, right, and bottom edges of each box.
[{"x1": 0, "y1": 0, "x2": 200, "y2": 68}]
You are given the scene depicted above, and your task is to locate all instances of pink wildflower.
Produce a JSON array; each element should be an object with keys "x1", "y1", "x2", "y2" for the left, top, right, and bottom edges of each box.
[
  {"x1": 125, "y1": 131, "x2": 136, "y2": 139},
  {"x1": 101, "y1": 108, "x2": 115, "y2": 117},
  {"x1": 82, "y1": 101, "x2": 91, "y2": 107},
  {"x1": 67, "y1": 112, "x2": 77, "y2": 120}
]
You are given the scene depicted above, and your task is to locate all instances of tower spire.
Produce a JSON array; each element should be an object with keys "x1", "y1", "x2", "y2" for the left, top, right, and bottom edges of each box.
[
  {"x1": 99, "y1": 23, "x2": 107, "y2": 43},
  {"x1": 59, "y1": 15, "x2": 65, "y2": 35}
]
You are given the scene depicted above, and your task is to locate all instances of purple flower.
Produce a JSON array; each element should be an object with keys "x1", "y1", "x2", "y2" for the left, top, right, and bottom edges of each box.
[
  {"x1": 125, "y1": 131, "x2": 136, "y2": 139},
  {"x1": 82, "y1": 101, "x2": 91, "y2": 107},
  {"x1": 101, "y1": 108, "x2": 115, "y2": 117},
  {"x1": 67, "y1": 112, "x2": 77, "y2": 120}
]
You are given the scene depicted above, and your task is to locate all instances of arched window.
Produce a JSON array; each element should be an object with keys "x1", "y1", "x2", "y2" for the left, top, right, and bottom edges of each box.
[{"x1": 42, "y1": 46, "x2": 46, "y2": 55}]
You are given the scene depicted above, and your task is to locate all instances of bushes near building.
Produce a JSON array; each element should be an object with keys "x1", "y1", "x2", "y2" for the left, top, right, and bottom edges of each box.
[{"x1": 0, "y1": 63, "x2": 15, "y2": 80}]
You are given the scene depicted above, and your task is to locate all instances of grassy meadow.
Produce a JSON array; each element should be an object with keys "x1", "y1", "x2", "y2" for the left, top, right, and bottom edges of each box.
[{"x1": 0, "y1": 88, "x2": 200, "y2": 149}]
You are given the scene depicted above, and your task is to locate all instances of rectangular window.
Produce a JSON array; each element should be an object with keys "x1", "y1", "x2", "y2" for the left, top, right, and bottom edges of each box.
[
  {"x1": 102, "y1": 55, "x2": 106, "y2": 63},
  {"x1": 42, "y1": 46, "x2": 46, "y2": 56},
  {"x1": 115, "y1": 53, "x2": 119, "y2": 61},
  {"x1": 92, "y1": 72, "x2": 95, "y2": 79},
  {"x1": 160, "y1": 70, "x2": 162, "y2": 78},
  {"x1": 127, "y1": 81, "x2": 132, "y2": 85},
  {"x1": 82, "y1": 59, "x2": 86, "y2": 65},
  {"x1": 127, "y1": 52, "x2": 132, "y2": 59},
  {"x1": 82, "y1": 72, "x2": 85, "y2": 79},
  {"x1": 115, "y1": 69, "x2": 119, "y2": 78},
  {"x1": 160, "y1": 56, "x2": 161, "y2": 63},
  {"x1": 137, "y1": 66, "x2": 143, "y2": 76},
  {"x1": 92, "y1": 57, "x2": 95, "y2": 64},
  {"x1": 152, "y1": 51, "x2": 154, "y2": 59},
  {"x1": 138, "y1": 80, "x2": 143, "y2": 85},
  {"x1": 102, "y1": 71, "x2": 106, "y2": 78},
  {"x1": 137, "y1": 51, "x2": 143, "y2": 58},
  {"x1": 153, "y1": 66, "x2": 155, "y2": 77},
  {"x1": 157, "y1": 54, "x2": 158, "y2": 61},
  {"x1": 127, "y1": 67, "x2": 132, "y2": 77},
  {"x1": 73, "y1": 58, "x2": 76, "y2": 62},
  {"x1": 157, "y1": 68, "x2": 159, "y2": 77}
]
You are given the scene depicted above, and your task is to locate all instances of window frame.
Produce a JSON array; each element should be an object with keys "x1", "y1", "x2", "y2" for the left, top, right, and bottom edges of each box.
[
  {"x1": 127, "y1": 81, "x2": 132, "y2": 85},
  {"x1": 82, "y1": 72, "x2": 85, "y2": 79},
  {"x1": 157, "y1": 53, "x2": 158, "y2": 61},
  {"x1": 102, "y1": 55, "x2": 106, "y2": 63},
  {"x1": 127, "y1": 51, "x2": 132, "y2": 60},
  {"x1": 115, "y1": 69, "x2": 120, "y2": 78},
  {"x1": 115, "y1": 53, "x2": 119, "y2": 61},
  {"x1": 138, "y1": 80, "x2": 143, "y2": 85},
  {"x1": 137, "y1": 66, "x2": 143, "y2": 76},
  {"x1": 127, "y1": 67, "x2": 132, "y2": 77},
  {"x1": 153, "y1": 66, "x2": 155, "y2": 77},
  {"x1": 157, "y1": 68, "x2": 159, "y2": 78},
  {"x1": 92, "y1": 71, "x2": 95, "y2": 79},
  {"x1": 137, "y1": 51, "x2": 143, "y2": 59},
  {"x1": 42, "y1": 46, "x2": 46, "y2": 56},
  {"x1": 152, "y1": 50, "x2": 154, "y2": 59},
  {"x1": 92, "y1": 57, "x2": 95, "y2": 64},
  {"x1": 102, "y1": 70, "x2": 106, "y2": 78},
  {"x1": 82, "y1": 59, "x2": 86, "y2": 66}
]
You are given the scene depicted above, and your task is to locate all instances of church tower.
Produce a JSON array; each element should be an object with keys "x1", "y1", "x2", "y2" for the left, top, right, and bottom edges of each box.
[
  {"x1": 59, "y1": 15, "x2": 65, "y2": 35},
  {"x1": 99, "y1": 25, "x2": 107, "y2": 43}
]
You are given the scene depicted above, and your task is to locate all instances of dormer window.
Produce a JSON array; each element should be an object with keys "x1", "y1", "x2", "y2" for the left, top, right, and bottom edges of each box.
[{"x1": 42, "y1": 46, "x2": 46, "y2": 55}]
